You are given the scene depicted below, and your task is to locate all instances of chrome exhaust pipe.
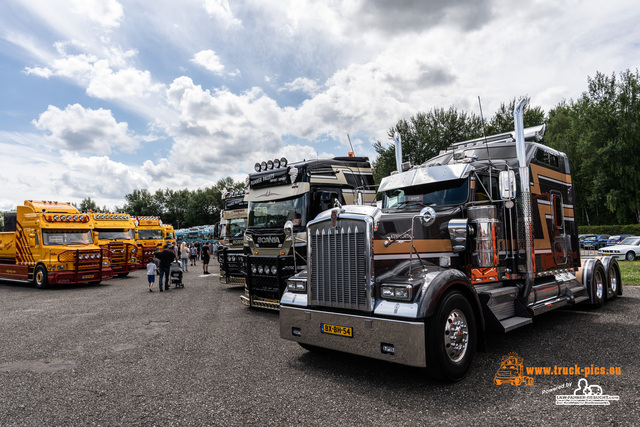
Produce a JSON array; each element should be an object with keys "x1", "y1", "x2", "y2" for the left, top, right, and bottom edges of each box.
[
  {"x1": 394, "y1": 132, "x2": 403, "y2": 173},
  {"x1": 514, "y1": 99, "x2": 535, "y2": 301}
]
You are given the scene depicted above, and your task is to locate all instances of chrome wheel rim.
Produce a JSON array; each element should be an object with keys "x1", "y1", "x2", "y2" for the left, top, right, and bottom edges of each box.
[
  {"x1": 595, "y1": 271, "x2": 604, "y2": 300},
  {"x1": 444, "y1": 309, "x2": 469, "y2": 363}
]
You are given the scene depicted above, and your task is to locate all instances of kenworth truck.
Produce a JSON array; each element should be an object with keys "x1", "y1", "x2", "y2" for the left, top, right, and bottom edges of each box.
[
  {"x1": 280, "y1": 100, "x2": 622, "y2": 381},
  {"x1": 135, "y1": 216, "x2": 166, "y2": 266},
  {"x1": 89, "y1": 212, "x2": 139, "y2": 277},
  {"x1": 0, "y1": 200, "x2": 113, "y2": 288},
  {"x1": 241, "y1": 155, "x2": 376, "y2": 309},
  {"x1": 218, "y1": 190, "x2": 248, "y2": 285}
]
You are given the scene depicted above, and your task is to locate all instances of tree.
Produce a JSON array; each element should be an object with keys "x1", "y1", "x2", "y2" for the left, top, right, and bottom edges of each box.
[
  {"x1": 78, "y1": 197, "x2": 99, "y2": 213},
  {"x1": 372, "y1": 106, "x2": 485, "y2": 183},
  {"x1": 485, "y1": 97, "x2": 545, "y2": 135}
]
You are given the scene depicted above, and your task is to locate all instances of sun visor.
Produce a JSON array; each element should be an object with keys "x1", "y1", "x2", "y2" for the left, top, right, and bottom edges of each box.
[
  {"x1": 378, "y1": 163, "x2": 473, "y2": 193},
  {"x1": 244, "y1": 182, "x2": 311, "y2": 202}
]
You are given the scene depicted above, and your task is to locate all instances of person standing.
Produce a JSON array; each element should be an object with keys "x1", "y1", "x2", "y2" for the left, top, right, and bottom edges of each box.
[
  {"x1": 190, "y1": 244, "x2": 197, "y2": 266},
  {"x1": 201, "y1": 242, "x2": 210, "y2": 274},
  {"x1": 146, "y1": 257, "x2": 157, "y2": 292},
  {"x1": 180, "y1": 241, "x2": 189, "y2": 272},
  {"x1": 157, "y1": 244, "x2": 175, "y2": 291}
]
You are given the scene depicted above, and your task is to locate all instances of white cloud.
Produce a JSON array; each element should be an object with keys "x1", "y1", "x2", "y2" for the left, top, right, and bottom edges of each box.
[
  {"x1": 32, "y1": 104, "x2": 139, "y2": 154},
  {"x1": 280, "y1": 77, "x2": 321, "y2": 96},
  {"x1": 70, "y1": 0, "x2": 124, "y2": 28},
  {"x1": 202, "y1": 0, "x2": 242, "y2": 28},
  {"x1": 191, "y1": 50, "x2": 225, "y2": 75}
]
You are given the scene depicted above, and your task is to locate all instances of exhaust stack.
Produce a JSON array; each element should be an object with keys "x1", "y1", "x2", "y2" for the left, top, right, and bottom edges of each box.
[
  {"x1": 514, "y1": 99, "x2": 535, "y2": 301},
  {"x1": 394, "y1": 132, "x2": 403, "y2": 173}
]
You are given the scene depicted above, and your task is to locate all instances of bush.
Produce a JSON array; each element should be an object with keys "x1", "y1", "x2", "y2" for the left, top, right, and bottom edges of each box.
[{"x1": 578, "y1": 224, "x2": 640, "y2": 236}]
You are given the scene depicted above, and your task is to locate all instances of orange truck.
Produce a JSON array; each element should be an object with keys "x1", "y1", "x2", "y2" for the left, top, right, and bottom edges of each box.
[
  {"x1": 0, "y1": 200, "x2": 113, "y2": 288},
  {"x1": 89, "y1": 212, "x2": 139, "y2": 277}
]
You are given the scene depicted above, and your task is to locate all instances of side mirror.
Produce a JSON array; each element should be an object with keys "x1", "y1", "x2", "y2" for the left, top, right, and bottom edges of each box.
[
  {"x1": 499, "y1": 170, "x2": 517, "y2": 200},
  {"x1": 284, "y1": 220, "x2": 294, "y2": 237}
]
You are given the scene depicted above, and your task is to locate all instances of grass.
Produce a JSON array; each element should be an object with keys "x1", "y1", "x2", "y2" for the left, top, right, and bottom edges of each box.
[{"x1": 619, "y1": 260, "x2": 640, "y2": 285}]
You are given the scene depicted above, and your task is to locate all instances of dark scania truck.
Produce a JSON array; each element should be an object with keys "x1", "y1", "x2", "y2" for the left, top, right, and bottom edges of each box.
[
  {"x1": 279, "y1": 100, "x2": 621, "y2": 381},
  {"x1": 241, "y1": 155, "x2": 376, "y2": 310},
  {"x1": 217, "y1": 190, "x2": 248, "y2": 285}
]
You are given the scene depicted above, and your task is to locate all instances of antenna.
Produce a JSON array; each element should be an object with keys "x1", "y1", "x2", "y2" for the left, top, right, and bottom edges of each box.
[{"x1": 346, "y1": 133, "x2": 355, "y2": 156}]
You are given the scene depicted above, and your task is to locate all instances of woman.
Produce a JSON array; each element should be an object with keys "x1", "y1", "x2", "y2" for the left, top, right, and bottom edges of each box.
[{"x1": 180, "y1": 241, "x2": 189, "y2": 272}]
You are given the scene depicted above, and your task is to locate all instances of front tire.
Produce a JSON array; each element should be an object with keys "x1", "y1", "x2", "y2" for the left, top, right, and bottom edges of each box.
[
  {"x1": 33, "y1": 265, "x2": 48, "y2": 289},
  {"x1": 424, "y1": 291, "x2": 476, "y2": 381},
  {"x1": 625, "y1": 251, "x2": 636, "y2": 261}
]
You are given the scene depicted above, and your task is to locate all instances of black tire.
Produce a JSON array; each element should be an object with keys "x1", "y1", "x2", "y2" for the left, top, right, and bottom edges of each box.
[
  {"x1": 33, "y1": 265, "x2": 48, "y2": 289},
  {"x1": 424, "y1": 291, "x2": 476, "y2": 381},
  {"x1": 625, "y1": 251, "x2": 636, "y2": 261},
  {"x1": 602, "y1": 257, "x2": 621, "y2": 300},
  {"x1": 117, "y1": 273, "x2": 130, "y2": 278},
  {"x1": 590, "y1": 261, "x2": 606, "y2": 308}
]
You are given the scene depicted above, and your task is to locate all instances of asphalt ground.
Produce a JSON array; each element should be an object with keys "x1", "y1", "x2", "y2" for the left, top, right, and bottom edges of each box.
[{"x1": 1, "y1": 261, "x2": 638, "y2": 426}]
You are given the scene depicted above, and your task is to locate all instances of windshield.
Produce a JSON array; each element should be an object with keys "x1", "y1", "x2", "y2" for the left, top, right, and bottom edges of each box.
[
  {"x1": 138, "y1": 229, "x2": 163, "y2": 240},
  {"x1": 43, "y1": 230, "x2": 92, "y2": 246},
  {"x1": 223, "y1": 217, "x2": 247, "y2": 238},
  {"x1": 97, "y1": 229, "x2": 134, "y2": 240},
  {"x1": 248, "y1": 194, "x2": 308, "y2": 229},
  {"x1": 383, "y1": 178, "x2": 469, "y2": 211},
  {"x1": 620, "y1": 237, "x2": 640, "y2": 246}
]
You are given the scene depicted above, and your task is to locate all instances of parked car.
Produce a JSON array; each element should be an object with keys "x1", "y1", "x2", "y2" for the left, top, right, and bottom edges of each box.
[
  {"x1": 579, "y1": 234, "x2": 590, "y2": 248},
  {"x1": 599, "y1": 236, "x2": 640, "y2": 261},
  {"x1": 606, "y1": 234, "x2": 634, "y2": 246},
  {"x1": 583, "y1": 234, "x2": 610, "y2": 250}
]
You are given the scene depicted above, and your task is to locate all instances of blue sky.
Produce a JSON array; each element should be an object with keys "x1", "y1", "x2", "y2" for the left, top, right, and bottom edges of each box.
[{"x1": 1, "y1": 0, "x2": 638, "y2": 211}]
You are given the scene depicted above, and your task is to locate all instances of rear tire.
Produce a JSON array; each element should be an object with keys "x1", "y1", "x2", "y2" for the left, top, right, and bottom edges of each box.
[
  {"x1": 424, "y1": 291, "x2": 476, "y2": 381},
  {"x1": 33, "y1": 265, "x2": 48, "y2": 289},
  {"x1": 589, "y1": 261, "x2": 606, "y2": 308}
]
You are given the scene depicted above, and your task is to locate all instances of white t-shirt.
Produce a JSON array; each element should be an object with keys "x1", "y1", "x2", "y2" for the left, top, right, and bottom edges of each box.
[{"x1": 146, "y1": 262, "x2": 157, "y2": 275}]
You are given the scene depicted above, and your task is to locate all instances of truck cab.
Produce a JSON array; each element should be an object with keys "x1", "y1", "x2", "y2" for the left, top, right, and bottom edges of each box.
[{"x1": 90, "y1": 212, "x2": 139, "y2": 277}]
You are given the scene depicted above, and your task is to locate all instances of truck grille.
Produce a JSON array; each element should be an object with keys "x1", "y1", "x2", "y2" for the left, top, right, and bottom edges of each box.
[{"x1": 309, "y1": 218, "x2": 371, "y2": 311}]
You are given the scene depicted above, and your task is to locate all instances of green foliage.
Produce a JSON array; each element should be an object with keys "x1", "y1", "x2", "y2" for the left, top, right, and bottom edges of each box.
[
  {"x1": 122, "y1": 178, "x2": 244, "y2": 229},
  {"x1": 79, "y1": 197, "x2": 100, "y2": 213},
  {"x1": 546, "y1": 69, "x2": 640, "y2": 225},
  {"x1": 578, "y1": 224, "x2": 640, "y2": 235},
  {"x1": 619, "y1": 261, "x2": 640, "y2": 285},
  {"x1": 372, "y1": 106, "x2": 485, "y2": 182}
]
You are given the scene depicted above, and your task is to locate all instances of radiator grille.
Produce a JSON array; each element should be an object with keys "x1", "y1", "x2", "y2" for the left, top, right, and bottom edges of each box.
[{"x1": 309, "y1": 220, "x2": 370, "y2": 311}]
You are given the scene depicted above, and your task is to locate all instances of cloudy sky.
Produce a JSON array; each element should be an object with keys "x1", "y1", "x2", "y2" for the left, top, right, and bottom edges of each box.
[{"x1": 0, "y1": 0, "x2": 638, "y2": 211}]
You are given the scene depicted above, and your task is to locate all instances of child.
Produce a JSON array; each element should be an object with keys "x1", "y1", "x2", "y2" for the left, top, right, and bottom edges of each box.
[{"x1": 146, "y1": 257, "x2": 158, "y2": 292}]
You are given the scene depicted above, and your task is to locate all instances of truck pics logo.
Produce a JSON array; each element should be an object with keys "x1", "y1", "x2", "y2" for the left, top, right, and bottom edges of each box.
[{"x1": 494, "y1": 352, "x2": 534, "y2": 386}]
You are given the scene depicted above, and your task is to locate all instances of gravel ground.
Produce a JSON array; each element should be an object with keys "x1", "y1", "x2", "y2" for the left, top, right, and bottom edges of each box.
[{"x1": 1, "y1": 261, "x2": 638, "y2": 426}]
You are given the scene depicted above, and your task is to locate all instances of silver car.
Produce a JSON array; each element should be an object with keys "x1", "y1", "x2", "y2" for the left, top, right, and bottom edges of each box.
[{"x1": 599, "y1": 236, "x2": 640, "y2": 261}]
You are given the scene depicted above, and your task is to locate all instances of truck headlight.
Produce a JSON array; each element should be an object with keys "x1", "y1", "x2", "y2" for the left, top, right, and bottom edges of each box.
[
  {"x1": 381, "y1": 284, "x2": 412, "y2": 301},
  {"x1": 287, "y1": 278, "x2": 307, "y2": 293}
]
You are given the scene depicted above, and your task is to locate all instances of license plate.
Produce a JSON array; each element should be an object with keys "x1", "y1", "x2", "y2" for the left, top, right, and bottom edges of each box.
[
  {"x1": 321, "y1": 323, "x2": 353, "y2": 337},
  {"x1": 82, "y1": 274, "x2": 94, "y2": 279}
]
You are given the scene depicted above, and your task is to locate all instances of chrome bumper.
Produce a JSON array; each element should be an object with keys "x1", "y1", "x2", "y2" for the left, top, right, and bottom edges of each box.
[
  {"x1": 240, "y1": 294, "x2": 280, "y2": 311},
  {"x1": 280, "y1": 305, "x2": 426, "y2": 367}
]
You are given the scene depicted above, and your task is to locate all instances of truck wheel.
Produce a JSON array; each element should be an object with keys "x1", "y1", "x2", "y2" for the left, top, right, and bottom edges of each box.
[
  {"x1": 589, "y1": 261, "x2": 606, "y2": 308},
  {"x1": 625, "y1": 251, "x2": 635, "y2": 261},
  {"x1": 117, "y1": 273, "x2": 129, "y2": 278},
  {"x1": 601, "y1": 257, "x2": 621, "y2": 300},
  {"x1": 34, "y1": 265, "x2": 48, "y2": 289},
  {"x1": 425, "y1": 290, "x2": 476, "y2": 381}
]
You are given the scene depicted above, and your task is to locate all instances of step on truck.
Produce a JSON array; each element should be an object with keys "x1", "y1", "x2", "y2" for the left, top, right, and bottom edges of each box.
[
  {"x1": 89, "y1": 212, "x2": 139, "y2": 277},
  {"x1": 279, "y1": 100, "x2": 622, "y2": 381},
  {"x1": 241, "y1": 155, "x2": 376, "y2": 310},
  {"x1": 218, "y1": 189, "x2": 248, "y2": 285},
  {"x1": 0, "y1": 200, "x2": 114, "y2": 288}
]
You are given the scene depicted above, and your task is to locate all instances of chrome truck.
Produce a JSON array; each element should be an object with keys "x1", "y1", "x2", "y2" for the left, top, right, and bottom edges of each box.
[
  {"x1": 241, "y1": 155, "x2": 376, "y2": 309},
  {"x1": 279, "y1": 100, "x2": 622, "y2": 381},
  {"x1": 218, "y1": 189, "x2": 248, "y2": 285}
]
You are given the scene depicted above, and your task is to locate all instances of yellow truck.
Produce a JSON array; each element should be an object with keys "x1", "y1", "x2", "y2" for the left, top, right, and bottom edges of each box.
[
  {"x1": 163, "y1": 224, "x2": 177, "y2": 247},
  {"x1": 135, "y1": 216, "x2": 167, "y2": 267},
  {"x1": 0, "y1": 200, "x2": 113, "y2": 289},
  {"x1": 89, "y1": 212, "x2": 139, "y2": 277}
]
